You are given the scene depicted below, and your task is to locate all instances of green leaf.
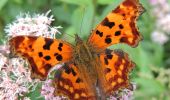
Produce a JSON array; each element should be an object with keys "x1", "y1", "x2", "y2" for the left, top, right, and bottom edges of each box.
[
  {"x1": 71, "y1": 4, "x2": 95, "y2": 38},
  {"x1": 26, "y1": 84, "x2": 45, "y2": 100},
  {"x1": 99, "y1": 0, "x2": 121, "y2": 18},
  {"x1": 148, "y1": 42, "x2": 164, "y2": 66},
  {"x1": 0, "y1": 0, "x2": 8, "y2": 11},
  {"x1": 97, "y1": 0, "x2": 122, "y2": 5},
  {"x1": 134, "y1": 77, "x2": 165, "y2": 99},
  {"x1": 52, "y1": 5, "x2": 72, "y2": 24},
  {"x1": 60, "y1": 0, "x2": 91, "y2": 6},
  {"x1": 138, "y1": 0, "x2": 155, "y2": 40},
  {"x1": 64, "y1": 26, "x2": 76, "y2": 43},
  {"x1": 13, "y1": 0, "x2": 23, "y2": 4}
]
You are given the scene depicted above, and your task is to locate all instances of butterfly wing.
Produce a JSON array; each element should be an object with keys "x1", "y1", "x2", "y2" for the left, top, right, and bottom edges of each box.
[
  {"x1": 87, "y1": 0, "x2": 144, "y2": 49},
  {"x1": 98, "y1": 49, "x2": 135, "y2": 96},
  {"x1": 53, "y1": 63, "x2": 96, "y2": 100},
  {"x1": 9, "y1": 36, "x2": 74, "y2": 80}
]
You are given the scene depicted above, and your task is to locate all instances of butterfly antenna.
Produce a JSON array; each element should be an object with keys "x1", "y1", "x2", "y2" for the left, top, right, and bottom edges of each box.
[
  {"x1": 63, "y1": 33, "x2": 75, "y2": 40},
  {"x1": 79, "y1": 7, "x2": 86, "y2": 36},
  {"x1": 66, "y1": 33, "x2": 75, "y2": 38}
]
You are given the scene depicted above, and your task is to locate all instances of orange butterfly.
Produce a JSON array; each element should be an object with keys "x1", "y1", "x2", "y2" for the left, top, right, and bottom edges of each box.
[{"x1": 9, "y1": 0, "x2": 144, "y2": 99}]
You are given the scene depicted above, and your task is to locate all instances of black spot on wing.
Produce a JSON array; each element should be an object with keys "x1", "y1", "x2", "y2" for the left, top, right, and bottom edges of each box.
[
  {"x1": 102, "y1": 18, "x2": 115, "y2": 28},
  {"x1": 115, "y1": 31, "x2": 121, "y2": 36},
  {"x1": 107, "y1": 54, "x2": 113, "y2": 59},
  {"x1": 75, "y1": 78, "x2": 81, "y2": 83},
  {"x1": 119, "y1": 24, "x2": 124, "y2": 29},
  {"x1": 56, "y1": 54, "x2": 63, "y2": 61},
  {"x1": 63, "y1": 64, "x2": 71, "y2": 74},
  {"x1": 59, "y1": 43, "x2": 63, "y2": 47},
  {"x1": 104, "y1": 57, "x2": 109, "y2": 65},
  {"x1": 96, "y1": 30, "x2": 103, "y2": 37},
  {"x1": 105, "y1": 68, "x2": 111, "y2": 73},
  {"x1": 44, "y1": 56, "x2": 51, "y2": 61},
  {"x1": 65, "y1": 69, "x2": 71, "y2": 74},
  {"x1": 105, "y1": 37, "x2": 112, "y2": 44},
  {"x1": 71, "y1": 68, "x2": 77, "y2": 76},
  {"x1": 58, "y1": 47, "x2": 62, "y2": 51},
  {"x1": 62, "y1": 64, "x2": 77, "y2": 77},
  {"x1": 43, "y1": 38, "x2": 54, "y2": 50},
  {"x1": 38, "y1": 52, "x2": 43, "y2": 57},
  {"x1": 58, "y1": 43, "x2": 63, "y2": 51}
]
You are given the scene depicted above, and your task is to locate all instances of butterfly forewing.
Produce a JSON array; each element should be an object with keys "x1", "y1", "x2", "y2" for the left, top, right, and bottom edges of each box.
[
  {"x1": 9, "y1": 36, "x2": 74, "y2": 80},
  {"x1": 87, "y1": 0, "x2": 144, "y2": 50}
]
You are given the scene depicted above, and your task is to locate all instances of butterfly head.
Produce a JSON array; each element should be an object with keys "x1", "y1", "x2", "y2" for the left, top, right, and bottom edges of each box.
[{"x1": 75, "y1": 34, "x2": 83, "y2": 44}]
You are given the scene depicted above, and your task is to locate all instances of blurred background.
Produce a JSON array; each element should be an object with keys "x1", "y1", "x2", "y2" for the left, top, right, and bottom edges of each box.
[{"x1": 0, "y1": 0, "x2": 170, "y2": 99}]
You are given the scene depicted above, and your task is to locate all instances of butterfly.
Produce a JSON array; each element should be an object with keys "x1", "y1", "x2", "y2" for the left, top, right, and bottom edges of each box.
[{"x1": 9, "y1": 0, "x2": 144, "y2": 99}]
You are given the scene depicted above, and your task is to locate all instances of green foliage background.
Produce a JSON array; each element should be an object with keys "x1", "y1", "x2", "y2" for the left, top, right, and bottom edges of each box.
[{"x1": 0, "y1": 0, "x2": 170, "y2": 99}]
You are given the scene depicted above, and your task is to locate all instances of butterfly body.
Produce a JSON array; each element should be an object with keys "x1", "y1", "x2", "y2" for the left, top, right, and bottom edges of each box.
[
  {"x1": 9, "y1": 0, "x2": 144, "y2": 99},
  {"x1": 70, "y1": 35, "x2": 103, "y2": 99}
]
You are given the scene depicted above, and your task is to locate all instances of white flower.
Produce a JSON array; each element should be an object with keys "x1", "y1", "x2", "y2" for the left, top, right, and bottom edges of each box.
[
  {"x1": 0, "y1": 53, "x2": 7, "y2": 71},
  {"x1": 149, "y1": 0, "x2": 170, "y2": 44},
  {"x1": 5, "y1": 10, "x2": 62, "y2": 39},
  {"x1": 23, "y1": 97, "x2": 31, "y2": 100},
  {"x1": 151, "y1": 31, "x2": 169, "y2": 45},
  {"x1": 157, "y1": 14, "x2": 170, "y2": 33},
  {"x1": 0, "y1": 53, "x2": 40, "y2": 100}
]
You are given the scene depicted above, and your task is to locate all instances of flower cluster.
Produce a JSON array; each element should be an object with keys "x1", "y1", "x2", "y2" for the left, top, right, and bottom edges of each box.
[
  {"x1": 0, "y1": 51, "x2": 38, "y2": 100},
  {"x1": 149, "y1": 0, "x2": 170, "y2": 45},
  {"x1": 5, "y1": 10, "x2": 62, "y2": 39}
]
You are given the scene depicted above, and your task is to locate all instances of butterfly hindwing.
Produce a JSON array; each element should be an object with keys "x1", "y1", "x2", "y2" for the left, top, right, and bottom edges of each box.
[
  {"x1": 9, "y1": 36, "x2": 73, "y2": 80},
  {"x1": 53, "y1": 63, "x2": 96, "y2": 100},
  {"x1": 88, "y1": 0, "x2": 144, "y2": 50},
  {"x1": 99, "y1": 49, "x2": 135, "y2": 96}
]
